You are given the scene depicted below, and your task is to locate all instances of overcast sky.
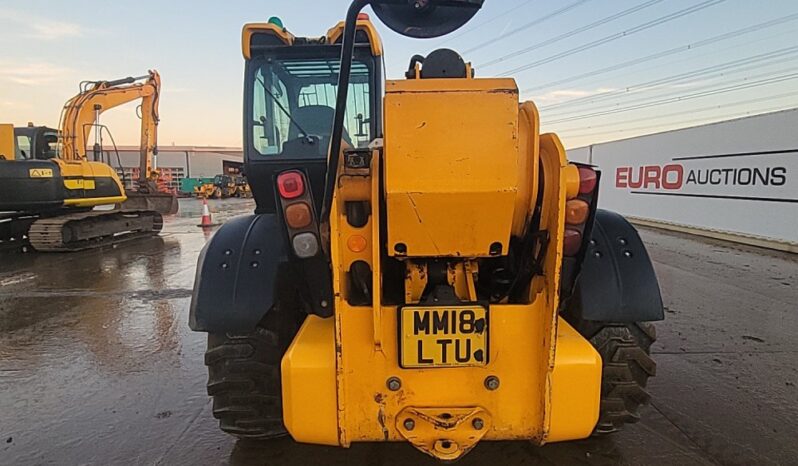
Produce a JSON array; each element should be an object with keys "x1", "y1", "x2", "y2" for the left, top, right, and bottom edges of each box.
[{"x1": 1, "y1": 0, "x2": 797, "y2": 149}]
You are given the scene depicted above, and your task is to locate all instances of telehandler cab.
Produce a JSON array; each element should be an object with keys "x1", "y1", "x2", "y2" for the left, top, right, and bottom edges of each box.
[{"x1": 190, "y1": 1, "x2": 664, "y2": 460}]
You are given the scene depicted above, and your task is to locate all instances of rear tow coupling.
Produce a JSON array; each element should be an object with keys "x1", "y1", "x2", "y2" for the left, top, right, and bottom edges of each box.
[{"x1": 395, "y1": 406, "x2": 490, "y2": 461}]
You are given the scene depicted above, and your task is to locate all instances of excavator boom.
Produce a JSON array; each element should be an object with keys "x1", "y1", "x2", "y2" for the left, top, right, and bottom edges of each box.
[{"x1": 60, "y1": 71, "x2": 161, "y2": 185}]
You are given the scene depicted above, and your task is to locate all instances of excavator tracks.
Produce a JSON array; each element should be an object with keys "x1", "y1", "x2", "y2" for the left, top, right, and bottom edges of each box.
[
  {"x1": 0, "y1": 212, "x2": 37, "y2": 253},
  {"x1": 27, "y1": 210, "x2": 163, "y2": 252}
]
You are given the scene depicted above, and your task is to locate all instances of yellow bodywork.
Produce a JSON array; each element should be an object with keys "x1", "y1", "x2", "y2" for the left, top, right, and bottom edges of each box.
[
  {"x1": 383, "y1": 78, "x2": 518, "y2": 257},
  {"x1": 55, "y1": 158, "x2": 127, "y2": 207},
  {"x1": 282, "y1": 72, "x2": 601, "y2": 460},
  {"x1": 242, "y1": 19, "x2": 383, "y2": 60},
  {"x1": 0, "y1": 124, "x2": 13, "y2": 160}
]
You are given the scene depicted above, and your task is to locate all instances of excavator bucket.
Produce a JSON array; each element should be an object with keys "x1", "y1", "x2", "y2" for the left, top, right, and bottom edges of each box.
[{"x1": 121, "y1": 191, "x2": 179, "y2": 215}]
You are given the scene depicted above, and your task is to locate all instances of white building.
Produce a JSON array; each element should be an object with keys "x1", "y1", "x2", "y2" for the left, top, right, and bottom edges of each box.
[
  {"x1": 94, "y1": 146, "x2": 243, "y2": 191},
  {"x1": 567, "y1": 108, "x2": 798, "y2": 252}
]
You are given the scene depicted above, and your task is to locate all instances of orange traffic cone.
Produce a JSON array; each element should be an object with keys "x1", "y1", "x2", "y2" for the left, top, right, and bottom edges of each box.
[{"x1": 197, "y1": 198, "x2": 220, "y2": 228}]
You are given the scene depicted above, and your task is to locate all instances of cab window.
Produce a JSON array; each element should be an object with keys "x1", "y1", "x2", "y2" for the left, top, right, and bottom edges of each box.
[
  {"x1": 250, "y1": 57, "x2": 373, "y2": 157},
  {"x1": 16, "y1": 135, "x2": 31, "y2": 160}
]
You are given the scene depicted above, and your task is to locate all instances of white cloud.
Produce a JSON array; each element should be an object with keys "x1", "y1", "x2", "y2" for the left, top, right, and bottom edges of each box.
[
  {"x1": 526, "y1": 87, "x2": 617, "y2": 104},
  {"x1": 0, "y1": 61, "x2": 75, "y2": 85},
  {"x1": 0, "y1": 10, "x2": 83, "y2": 40}
]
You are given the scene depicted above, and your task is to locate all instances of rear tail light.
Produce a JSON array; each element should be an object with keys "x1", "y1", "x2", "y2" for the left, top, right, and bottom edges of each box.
[
  {"x1": 563, "y1": 228, "x2": 582, "y2": 256},
  {"x1": 285, "y1": 202, "x2": 312, "y2": 229},
  {"x1": 292, "y1": 232, "x2": 319, "y2": 258},
  {"x1": 565, "y1": 199, "x2": 589, "y2": 225},
  {"x1": 277, "y1": 171, "x2": 305, "y2": 199},
  {"x1": 276, "y1": 170, "x2": 320, "y2": 258},
  {"x1": 578, "y1": 167, "x2": 597, "y2": 194}
]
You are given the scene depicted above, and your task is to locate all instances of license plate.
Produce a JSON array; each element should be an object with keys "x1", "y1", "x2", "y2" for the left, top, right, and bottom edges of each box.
[{"x1": 399, "y1": 305, "x2": 488, "y2": 368}]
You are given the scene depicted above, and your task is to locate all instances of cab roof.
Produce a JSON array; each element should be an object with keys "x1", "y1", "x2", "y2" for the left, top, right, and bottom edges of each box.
[{"x1": 241, "y1": 19, "x2": 383, "y2": 59}]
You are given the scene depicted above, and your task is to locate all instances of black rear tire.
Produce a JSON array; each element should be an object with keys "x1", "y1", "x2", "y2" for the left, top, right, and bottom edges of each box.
[
  {"x1": 593, "y1": 322, "x2": 656, "y2": 434},
  {"x1": 205, "y1": 307, "x2": 303, "y2": 439},
  {"x1": 567, "y1": 320, "x2": 657, "y2": 435}
]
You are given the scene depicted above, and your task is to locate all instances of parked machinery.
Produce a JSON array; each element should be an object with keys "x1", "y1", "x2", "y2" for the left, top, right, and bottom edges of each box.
[
  {"x1": 190, "y1": 2, "x2": 664, "y2": 461},
  {"x1": 0, "y1": 71, "x2": 177, "y2": 252},
  {"x1": 194, "y1": 174, "x2": 251, "y2": 199}
]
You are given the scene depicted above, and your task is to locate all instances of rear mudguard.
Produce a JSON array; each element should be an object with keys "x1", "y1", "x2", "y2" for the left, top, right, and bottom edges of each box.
[
  {"x1": 567, "y1": 209, "x2": 664, "y2": 322},
  {"x1": 189, "y1": 214, "x2": 289, "y2": 333}
]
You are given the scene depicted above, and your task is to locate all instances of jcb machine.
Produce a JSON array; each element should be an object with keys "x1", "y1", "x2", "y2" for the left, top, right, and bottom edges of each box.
[
  {"x1": 194, "y1": 174, "x2": 250, "y2": 199},
  {"x1": 0, "y1": 71, "x2": 178, "y2": 252},
  {"x1": 190, "y1": 1, "x2": 664, "y2": 461}
]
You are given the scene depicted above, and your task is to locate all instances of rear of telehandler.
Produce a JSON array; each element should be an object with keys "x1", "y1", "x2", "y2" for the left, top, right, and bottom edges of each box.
[{"x1": 190, "y1": 1, "x2": 664, "y2": 461}]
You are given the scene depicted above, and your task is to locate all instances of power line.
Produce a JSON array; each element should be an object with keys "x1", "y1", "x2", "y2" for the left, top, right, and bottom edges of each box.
[
  {"x1": 519, "y1": 13, "x2": 798, "y2": 94},
  {"x1": 559, "y1": 101, "x2": 798, "y2": 142},
  {"x1": 461, "y1": 0, "x2": 591, "y2": 55},
  {"x1": 539, "y1": 46, "x2": 798, "y2": 112},
  {"x1": 532, "y1": 29, "x2": 798, "y2": 106},
  {"x1": 545, "y1": 70, "x2": 798, "y2": 125},
  {"x1": 436, "y1": 0, "x2": 535, "y2": 46},
  {"x1": 543, "y1": 65, "x2": 798, "y2": 119},
  {"x1": 499, "y1": 0, "x2": 725, "y2": 76},
  {"x1": 480, "y1": 0, "x2": 666, "y2": 69},
  {"x1": 552, "y1": 90, "x2": 798, "y2": 135}
]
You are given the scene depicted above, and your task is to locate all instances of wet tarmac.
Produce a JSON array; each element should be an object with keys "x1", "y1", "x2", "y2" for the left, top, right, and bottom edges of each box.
[{"x1": 1, "y1": 198, "x2": 796, "y2": 465}]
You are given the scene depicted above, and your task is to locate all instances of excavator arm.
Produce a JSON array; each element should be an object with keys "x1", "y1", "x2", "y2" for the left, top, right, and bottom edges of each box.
[{"x1": 59, "y1": 70, "x2": 161, "y2": 187}]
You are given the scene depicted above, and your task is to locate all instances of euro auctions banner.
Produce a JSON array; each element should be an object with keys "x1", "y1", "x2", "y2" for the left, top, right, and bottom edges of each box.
[
  {"x1": 574, "y1": 109, "x2": 798, "y2": 246},
  {"x1": 614, "y1": 151, "x2": 791, "y2": 201}
]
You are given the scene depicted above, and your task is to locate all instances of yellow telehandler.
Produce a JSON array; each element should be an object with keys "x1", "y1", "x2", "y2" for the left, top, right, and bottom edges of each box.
[{"x1": 190, "y1": 1, "x2": 663, "y2": 461}]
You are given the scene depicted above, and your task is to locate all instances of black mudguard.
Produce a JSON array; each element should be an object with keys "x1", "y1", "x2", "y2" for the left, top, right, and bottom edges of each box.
[
  {"x1": 189, "y1": 214, "x2": 289, "y2": 333},
  {"x1": 568, "y1": 209, "x2": 664, "y2": 322}
]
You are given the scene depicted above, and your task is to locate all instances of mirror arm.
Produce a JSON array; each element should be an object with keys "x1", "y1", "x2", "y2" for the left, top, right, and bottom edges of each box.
[{"x1": 321, "y1": 0, "x2": 371, "y2": 225}]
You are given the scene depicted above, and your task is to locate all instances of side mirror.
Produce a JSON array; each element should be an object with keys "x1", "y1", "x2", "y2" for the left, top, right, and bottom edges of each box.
[{"x1": 371, "y1": 0, "x2": 485, "y2": 39}]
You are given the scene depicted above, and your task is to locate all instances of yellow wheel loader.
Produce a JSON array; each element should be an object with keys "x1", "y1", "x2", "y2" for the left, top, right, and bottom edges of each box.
[
  {"x1": 194, "y1": 174, "x2": 249, "y2": 199},
  {"x1": 190, "y1": 1, "x2": 664, "y2": 461}
]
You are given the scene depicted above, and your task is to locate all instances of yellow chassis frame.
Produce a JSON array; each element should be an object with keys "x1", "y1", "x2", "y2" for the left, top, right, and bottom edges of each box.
[{"x1": 282, "y1": 99, "x2": 601, "y2": 460}]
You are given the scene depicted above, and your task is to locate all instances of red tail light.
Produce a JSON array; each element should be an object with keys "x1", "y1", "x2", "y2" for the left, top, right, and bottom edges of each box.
[
  {"x1": 563, "y1": 228, "x2": 583, "y2": 256},
  {"x1": 277, "y1": 171, "x2": 305, "y2": 199},
  {"x1": 578, "y1": 167, "x2": 597, "y2": 194}
]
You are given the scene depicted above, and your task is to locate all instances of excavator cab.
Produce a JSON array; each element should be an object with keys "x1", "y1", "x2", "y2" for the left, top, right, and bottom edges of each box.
[
  {"x1": 12, "y1": 126, "x2": 58, "y2": 160},
  {"x1": 191, "y1": 1, "x2": 664, "y2": 461}
]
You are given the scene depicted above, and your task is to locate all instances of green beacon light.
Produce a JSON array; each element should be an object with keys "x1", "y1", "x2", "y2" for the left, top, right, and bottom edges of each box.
[{"x1": 268, "y1": 16, "x2": 284, "y2": 29}]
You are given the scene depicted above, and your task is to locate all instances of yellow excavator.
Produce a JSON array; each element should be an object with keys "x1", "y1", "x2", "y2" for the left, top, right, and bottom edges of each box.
[{"x1": 0, "y1": 70, "x2": 177, "y2": 252}]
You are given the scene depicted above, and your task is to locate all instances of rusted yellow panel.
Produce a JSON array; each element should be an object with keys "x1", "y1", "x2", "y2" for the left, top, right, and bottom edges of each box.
[
  {"x1": 383, "y1": 78, "x2": 519, "y2": 257},
  {"x1": 535, "y1": 132, "x2": 569, "y2": 437},
  {"x1": 282, "y1": 73, "x2": 603, "y2": 460},
  {"x1": 336, "y1": 302, "x2": 548, "y2": 444}
]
